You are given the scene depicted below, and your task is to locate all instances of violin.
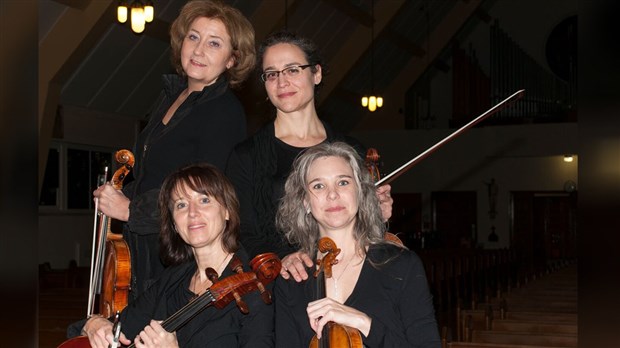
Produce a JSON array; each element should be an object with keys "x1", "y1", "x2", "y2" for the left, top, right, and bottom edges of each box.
[
  {"x1": 58, "y1": 252, "x2": 281, "y2": 348},
  {"x1": 309, "y1": 238, "x2": 363, "y2": 348},
  {"x1": 365, "y1": 148, "x2": 404, "y2": 246},
  {"x1": 87, "y1": 150, "x2": 134, "y2": 318}
]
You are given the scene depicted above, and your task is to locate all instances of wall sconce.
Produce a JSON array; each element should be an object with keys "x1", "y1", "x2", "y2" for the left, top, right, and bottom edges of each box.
[
  {"x1": 117, "y1": 1, "x2": 154, "y2": 34},
  {"x1": 563, "y1": 155, "x2": 574, "y2": 163}
]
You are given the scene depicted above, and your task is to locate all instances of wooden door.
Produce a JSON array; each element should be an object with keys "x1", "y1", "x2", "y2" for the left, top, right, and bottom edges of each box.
[
  {"x1": 432, "y1": 191, "x2": 477, "y2": 248},
  {"x1": 511, "y1": 191, "x2": 577, "y2": 273},
  {"x1": 389, "y1": 193, "x2": 422, "y2": 248}
]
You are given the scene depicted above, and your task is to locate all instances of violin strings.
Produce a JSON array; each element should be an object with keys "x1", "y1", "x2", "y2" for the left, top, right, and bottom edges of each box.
[{"x1": 161, "y1": 289, "x2": 215, "y2": 332}]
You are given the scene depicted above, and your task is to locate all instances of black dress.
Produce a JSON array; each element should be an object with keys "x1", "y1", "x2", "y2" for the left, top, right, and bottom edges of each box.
[
  {"x1": 121, "y1": 74, "x2": 247, "y2": 300},
  {"x1": 119, "y1": 248, "x2": 274, "y2": 347},
  {"x1": 274, "y1": 244, "x2": 441, "y2": 348},
  {"x1": 225, "y1": 121, "x2": 364, "y2": 259}
]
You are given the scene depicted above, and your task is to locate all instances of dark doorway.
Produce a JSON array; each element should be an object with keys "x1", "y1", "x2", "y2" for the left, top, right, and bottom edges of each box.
[
  {"x1": 432, "y1": 191, "x2": 477, "y2": 248},
  {"x1": 511, "y1": 191, "x2": 577, "y2": 273}
]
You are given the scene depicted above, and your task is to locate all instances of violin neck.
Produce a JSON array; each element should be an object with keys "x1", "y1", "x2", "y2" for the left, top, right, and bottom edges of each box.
[
  {"x1": 125, "y1": 290, "x2": 216, "y2": 348},
  {"x1": 315, "y1": 272, "x2": 330, "y2": 348},
  {"x1": 163, "y1": 290, "x2": 216, "y2": 332}
]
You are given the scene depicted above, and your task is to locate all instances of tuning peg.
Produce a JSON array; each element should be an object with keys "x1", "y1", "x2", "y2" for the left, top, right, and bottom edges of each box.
[
  {"x1": 255, "y1": 280, "x2": 272, "y2": 304},
  {"x1": 230, "y1": 255, "x2": 244, "y2": 274},
  {"x1": 233, "y1": 291, "x2": 249, "y2": 314},
  {"x1": 205, "y1": 267, "x2": 219, "y2": 283}
]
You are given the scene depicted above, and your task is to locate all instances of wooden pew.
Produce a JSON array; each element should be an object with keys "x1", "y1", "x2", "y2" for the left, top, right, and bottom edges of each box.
[
  {"x1": 447, "y1": 343, "x2": 568, "y2": 348},
  {"x1": 470, "y1": 330, "x2": 577, "y2": 347},
  {"x1": 491, "y1": 319, "x2": 577, "y2": 335},
  {"x1": 447, "y1": 343, "x2": 569, "y2": 348}
]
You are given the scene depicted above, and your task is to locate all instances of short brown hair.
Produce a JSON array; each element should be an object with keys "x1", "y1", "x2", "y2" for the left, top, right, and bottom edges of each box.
[
  {"x1": 159, "y1": 163, "x2": 240, "y2": 266},
  {"x1": 169, "y1": 0, "x2": 256, "y2": 88}
]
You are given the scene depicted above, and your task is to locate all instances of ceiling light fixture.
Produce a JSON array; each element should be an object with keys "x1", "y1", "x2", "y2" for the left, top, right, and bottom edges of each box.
[
  {"x1": 117, "y1": 0, "x2": 154, "y2": 34},
  {"x1": 563, "y1": 155, "x2": 574, "y2": 163},
  {"x1": 361, "y1": 0, "x2": 382, "y2": 112}
]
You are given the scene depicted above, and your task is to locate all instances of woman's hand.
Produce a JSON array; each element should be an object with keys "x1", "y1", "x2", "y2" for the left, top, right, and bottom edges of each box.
[
  {"x1": 93, "y1": 182, "x2": 130, "y2": 221},
  {"x1": 280, "y1": 251, "x2": 314, "y2": 282},
  {"x1": 133, "y1": 320, "x2": 178, "y2": 348},
  {"x1": 83, "y1": 316, "x2": 130, "y2": 348},
  {"x1": 306, "y1": 297, "x2": 372, "y2": 338},
  {"x1": 376, "y1": 184, "x2": 393, "y2": 222}
]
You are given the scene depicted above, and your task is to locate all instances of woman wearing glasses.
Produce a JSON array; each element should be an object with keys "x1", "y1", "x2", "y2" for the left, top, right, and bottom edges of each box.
[{"x1": 226, "y1": 30, "x2": 393, "y2": 282}]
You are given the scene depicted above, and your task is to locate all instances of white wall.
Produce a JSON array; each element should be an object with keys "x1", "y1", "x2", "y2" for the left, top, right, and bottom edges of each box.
[{"x1": 351, "y1": 122, "x2": 578, "y2": 249}]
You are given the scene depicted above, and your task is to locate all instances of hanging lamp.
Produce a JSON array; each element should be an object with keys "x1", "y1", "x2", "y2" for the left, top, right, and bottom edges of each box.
[
  {"x1": 117, "y1": 0, "x2": 154, "y2": 34},
  {"x1": 361, "y1": 0, "x2": 383, "y2": 112}
]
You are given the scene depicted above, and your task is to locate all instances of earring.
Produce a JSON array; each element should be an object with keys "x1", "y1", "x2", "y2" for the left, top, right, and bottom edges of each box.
[{"x1": 306, "y1": 207, "x2": 311, "y2": 215}]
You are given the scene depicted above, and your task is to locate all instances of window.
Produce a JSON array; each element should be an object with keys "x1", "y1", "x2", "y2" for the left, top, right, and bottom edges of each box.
[{"x1": 40, "y1": 141, "x2": 115, "y2": 211}]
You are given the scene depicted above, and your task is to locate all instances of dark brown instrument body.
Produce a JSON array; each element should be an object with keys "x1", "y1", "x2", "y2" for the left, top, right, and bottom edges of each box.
[
  {"x1": 310, "y1": 238, "x2": 363, "y2": 348},
  {"x1": 100, "y1": 234, "x2": 132, "y2": 317},
  {"x1": 99, "y1": 149, "x2": 134, "y2": 318}
]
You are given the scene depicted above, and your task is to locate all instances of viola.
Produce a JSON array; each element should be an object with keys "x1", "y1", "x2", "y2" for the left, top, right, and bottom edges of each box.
[
  {"x1": 87, "y1": 150, "x2": 134, "y2": 319},
  {"x1": 309, "y1": 238, "x2": 363, "y2": 348},
  {"x1": 58, "y1": 252, "x2": 281, "y2": 348}
]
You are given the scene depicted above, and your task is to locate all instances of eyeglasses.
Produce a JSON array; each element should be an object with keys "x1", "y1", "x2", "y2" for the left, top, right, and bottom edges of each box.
[{"x1": 260, "y1": 64, "x2": 313, "y2": 83}]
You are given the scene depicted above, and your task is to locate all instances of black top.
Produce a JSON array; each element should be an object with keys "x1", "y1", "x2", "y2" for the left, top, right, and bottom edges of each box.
[
  {"x1": 119, "y1": 248, "x2": 274, "y2": 347},
  {"x1": 274, "y1": 244, "x2": 441, "y2": 348},
  {"x1": 121, "y1": 74, "x2": 247, "y2": 299},
  {"x1": 225, "y1": 121, "x2": 364, "y2": 258}
]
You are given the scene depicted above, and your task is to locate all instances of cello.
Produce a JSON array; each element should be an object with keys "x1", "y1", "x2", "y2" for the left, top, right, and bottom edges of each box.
[
  {"x1": 87, "y1": 149, "x2": 134, "y2": 319},
  {"x1": 309, "y1": 237, "x2": 363, "y2": 348},
  {"x1": 58, "y1": 252, "x2": 281, "y2": 348}
]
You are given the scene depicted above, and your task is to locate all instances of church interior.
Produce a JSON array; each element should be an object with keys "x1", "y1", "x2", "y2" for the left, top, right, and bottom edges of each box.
[{"x1": 9, "y1": 0, "x2": 599, "y2": 346}]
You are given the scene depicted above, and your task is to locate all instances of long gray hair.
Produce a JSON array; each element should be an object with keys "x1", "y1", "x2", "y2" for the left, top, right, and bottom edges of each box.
[{"x1": 276, "y1": 142, "x2": 386, "y2": 257}]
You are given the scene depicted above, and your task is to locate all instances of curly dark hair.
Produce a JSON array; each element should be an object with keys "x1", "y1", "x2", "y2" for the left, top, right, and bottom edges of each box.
[{"x1": 159, "y1": 163, "x2": 240, "y2": 266}]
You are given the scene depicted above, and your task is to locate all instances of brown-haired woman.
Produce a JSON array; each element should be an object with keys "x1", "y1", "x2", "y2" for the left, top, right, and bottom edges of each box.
[
  {"x1": 82, "y1": 163, "x2": 273, "y2": 348},
  {"x1": 225, "y1": 30, "x2": 393, "y2": 282},
  {"x1": 92, "y1": 0, "x2": 256, "y2": 301}
]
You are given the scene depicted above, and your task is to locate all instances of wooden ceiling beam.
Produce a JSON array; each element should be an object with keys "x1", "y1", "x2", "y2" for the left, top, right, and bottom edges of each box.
[
  {"x1": 321, "y1": 0, "x2": 373, "y2": 27},
  {"x1": 250, "y1": 0, "x2": 303, "y2": 42},
  {"x1": 51, "y1": 0, "x2": 92, "y2": 11},
  {"x1": 383, "y1": 28, "x2": 426, "y2": 57},
  {"x1": 318, "y1": 0, "x2": 406, "y2": 106},
  {"x1": 356, "y1": 0, "x2": 484, "y2": 130},
  {"x1": 143, "y1": 18, "x2": 171, "y2": 43}
]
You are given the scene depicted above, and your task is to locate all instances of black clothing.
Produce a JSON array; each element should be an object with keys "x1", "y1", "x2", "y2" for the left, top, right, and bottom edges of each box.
[
  {"x1": 122, "y1": 74, "x2": 247, "y2": 300},
  {"x1": 274, "y1": 244, "x2": 440, "y2": 348},
  {"x1": 120, "y1": 248, "x2": 274, "y2": 347},
  {"x1": 225, "y1": 121, "x2": 364, "y2": 258}
]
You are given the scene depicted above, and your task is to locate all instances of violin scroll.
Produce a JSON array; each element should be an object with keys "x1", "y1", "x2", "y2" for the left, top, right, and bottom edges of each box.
[
  {"x1": 111, "y1": 149, "x2": 134, "y2": 190},
  {"x1": 314, "y1": 237, "x2": 340, "y2": 278},
  {"x1": 209, "y1": 253, "x2": 281, "y2": 310},
  {"x1": 365, "y1": 148, "x2": 382, "y2": 182}
]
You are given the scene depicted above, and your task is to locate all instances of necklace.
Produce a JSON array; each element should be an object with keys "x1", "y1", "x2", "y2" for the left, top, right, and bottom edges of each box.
[
  {"x1": 331, "y1": 253, "x2": 356, "y2": 297},
  {"x1": 192, "y1": 253, "x2": 231, "y2": 296}
]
